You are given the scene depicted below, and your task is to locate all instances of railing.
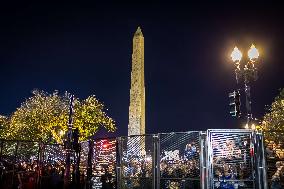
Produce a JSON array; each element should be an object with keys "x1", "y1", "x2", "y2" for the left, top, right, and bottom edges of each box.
[
  {"x1": 118, "y1": 135, "x2": 154, "y2": 189},
  {"x1": 159, "y1": 132, "x2": 201, "y2": 189},
  {"x1": 0, "y1": 129, "x2": 269, "y2": 189},
  {"x1": 263, "y1": 131, "x2": 284, "y2": 189},
  {"x1": 207, "y1": 129, "x2": 256, "y2": 189},
  {"x1": 90, "y1": 137, "x2": 117, "y2": 189}
]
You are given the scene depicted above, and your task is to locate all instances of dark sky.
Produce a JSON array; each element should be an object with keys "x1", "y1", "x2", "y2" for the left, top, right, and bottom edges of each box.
[{"x1": 0, "y1": 1, "x2": 283, "y2": 138}]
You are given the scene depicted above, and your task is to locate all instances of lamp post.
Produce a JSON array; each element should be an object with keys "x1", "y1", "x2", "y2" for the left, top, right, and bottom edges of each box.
[
  {"x1": 230, "y1": 44, "x2": 260, "y2": 129},
  {"x1": 64, "y1": 94, "x2": 74, "y2": 189}
]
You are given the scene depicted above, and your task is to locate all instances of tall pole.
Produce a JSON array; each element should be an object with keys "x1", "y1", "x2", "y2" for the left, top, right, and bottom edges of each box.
[
  {"x1": 244, "y1": 82, "x2": 252, "y2": 125},
  {"x1": 230, "y1": 45, "x2": 259, "y2": 129},
  {"x1": 64, "y1": 95, "x2": 74, "y2": 189},
  {"x1": 244, "y1": 60, "x2": 257, "y2": 128}
]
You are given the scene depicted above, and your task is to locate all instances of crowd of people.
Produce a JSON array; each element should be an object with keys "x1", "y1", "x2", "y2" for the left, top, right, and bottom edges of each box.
[
  {"x1": 266, "y1": 141, "x2": 284, "y2": 159},
  {"x1": 91, "y1": 165, "x2": 116, "y2": 189},
  {"x1": 118, "y1": 141, "x2": 200, "y2": 188},
  {"x1": 121, "y1": 153, "x2": 152, "y2": 188},
  {"x1": 0, "y1": 159, "x2": 40, "y2": 189},
  {"x1": 213, "y1": 162, "x2": 253, "y2": 189},
  {"x1": 270, "y1": 161, "x2": 284, "y2": 189},
  {"x1": 0, "y1": 158, "x2": 88, "y2": 189},
  {"x1": 3, "y1": 136, "x2": 279, "y2": 189},
  {"x1": 0, "y1": 158, "x2": 66, "y2": 189},
  {"x1": 266, "y1": 140, "x2": 284, "y2": 189},
  {"x1": 212, "y1": 137, "x2": 254, "y2": 189}
]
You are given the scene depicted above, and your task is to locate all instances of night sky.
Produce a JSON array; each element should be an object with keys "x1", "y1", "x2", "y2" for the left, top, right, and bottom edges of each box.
[{"x1": 0, "y1": 2, "x2": 283, "y2": 138}]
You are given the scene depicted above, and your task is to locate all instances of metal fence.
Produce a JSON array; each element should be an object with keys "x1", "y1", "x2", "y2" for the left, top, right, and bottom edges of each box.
[
  {"x1": 0, "y1": 140, "x2": 40, "y2": 189},
  {"x1": 263, "y1": 131, "x2": 284, "y2": 189},
  {"x1": 0, "y1": 130, "x2": 270, "y2": 189},
  {"x1": 40, "y1": 143, "x2": 65, "y2": 189},
  {"x1": 159, "y1": 132, "x2": 201, "y2": 189},
  {"x1": 118, "y1": 135, "x2": 154, "y2": 189},
  {"x1": 90, "y1": 137, "x2": 117, "y2": 189},
  {"x1": 207, "y1": 130, "x2": 256, "y2": 189}
]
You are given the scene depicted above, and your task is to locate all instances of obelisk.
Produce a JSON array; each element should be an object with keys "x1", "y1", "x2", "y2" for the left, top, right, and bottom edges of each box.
[{"x1": 128, "y1": 27, "x2": 145, "y2": 136}]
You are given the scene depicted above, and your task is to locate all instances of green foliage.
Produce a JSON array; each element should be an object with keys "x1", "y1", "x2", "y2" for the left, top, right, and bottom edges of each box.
[
  {"x1": 261, "y1": 88, "x2": 284, "y2": 131},
  {"x1": 0, "y1": 115, "x2": 9, "y2": 139},
  {"x1": 2, "y1": 90, "x2": 116, "y2": 143},
  {"x1": 261, "y1": 89, "x2": 284, "y2": 142}
]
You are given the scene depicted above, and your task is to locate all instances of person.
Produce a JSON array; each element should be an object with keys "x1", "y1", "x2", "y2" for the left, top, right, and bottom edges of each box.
[
  {"x1": 271, "y1": 173, "x2": 282, "y2": 189},
  {"x1": 0, "y1": 162, "x2": 4, "y2": 187},
  {"x1": 191, "y1": 143, "x2": 197, "y2": 157},
  {"x1": 185, "y1": 144, "x2": 192, "y2": 155},
  {"x1": 185, "y1": 143, "x2": 194, "y2": 160},
  {"x1": 266, "y1": 142, "x2": 276, "y2": 158},
  {"x1": 270, "y1": 161, "x2": 284, "y2": 189},
  {"x1": 219, "y1": 164, "x2": 235, "y2": 189},
  {"x1": 101, "y1": 167, "x2": 114, "y2": 189}
]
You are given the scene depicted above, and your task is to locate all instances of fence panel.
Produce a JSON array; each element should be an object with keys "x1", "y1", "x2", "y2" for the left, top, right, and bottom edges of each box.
[
  {"x1": 16, "y1": 142, "x2": 40, "y2": 189},
  {"x1": 91, "y1": 138, "x2": 117, "y2": 189},
  {"x1": 40, "y1": 144, "x2": 66, "y2": 189},
  {"x1": 120, "y1": 135, "x2": 154, "y2": 189},
  {"x1": 159, "y1": 132, "x2": 201, "y2": 189},
  {"x1": 0, "y1": 129, "x2": 270, "y2": 189},
  {"x1": 264, "y1": 131, "x2": 284, "y2": 189},
  {"x1": 207, "y1": 129, "x2": 255, "y2": 189},
  {"x1": 0, "y1": 141, "x2": 18, "y2": 189},
  {"x1": 17, "y1": 142, "x2": 39, "y2": 162},
  {"x1": 80, "y1": 141, "x2": 89, "y2": 176}
]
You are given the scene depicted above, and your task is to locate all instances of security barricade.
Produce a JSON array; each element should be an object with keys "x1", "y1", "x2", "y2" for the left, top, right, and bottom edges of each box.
[
  {"x1": 118, "y1": 135, "x2": 154, "y2": 189},
  {"x1": 159, "y1": 132, "x2": 202, "y2": 189},
  {"x1": 0, "y1": 141, "x2": 18, "y2": 189},
  {"x1": 0, "y1": 129, "x2": 270, "y2": 189},
  {"x1": 207, "y1": 129, "x2": 255, "y2": 189},
  {"x1": 40, "y1": 143, "x2": 66, "y2": 189},
  {"x1": 0, "y1": 141, "x2": 40, "y2": 189},
  {"x1": 90, "y1": 137, "x2": 117, "y2": 189},
  {"x1": 17, "y1": 142, "x2": 39, "y2": 189},
  {"x1": 79, "y1": 141, "x2": 89, "y2": 185},
  {"x1": 263, "y1": 131, "x2": 284, "y2": 189}
]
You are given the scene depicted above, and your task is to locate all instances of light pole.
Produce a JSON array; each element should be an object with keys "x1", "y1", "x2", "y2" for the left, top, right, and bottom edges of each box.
[
  {"x1": 64, "y1": 94, "x2": 74, "y2": 189},
  {"x1": 230, "y1": 44, "x2": 260, "y2": 129}
]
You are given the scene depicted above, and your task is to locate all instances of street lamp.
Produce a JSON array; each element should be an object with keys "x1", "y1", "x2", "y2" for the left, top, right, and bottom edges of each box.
[
  {"x1": 59, "y1": 130, "x2": 64, "y2": 137},
  {"x1": 231, "y1": 47, "x2": 242, "y2": 63},
  {"x1": 230, "y1": 44, "x2": 260, "y2": 129},
  {"x1": 64, "y1": 95, "x2": 74, "y2": 188}
]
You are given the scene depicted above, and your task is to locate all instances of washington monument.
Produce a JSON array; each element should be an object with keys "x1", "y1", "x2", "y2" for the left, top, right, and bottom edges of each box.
[{"x1": 128, "y1": 27, "x2": 145, "y2": 136}]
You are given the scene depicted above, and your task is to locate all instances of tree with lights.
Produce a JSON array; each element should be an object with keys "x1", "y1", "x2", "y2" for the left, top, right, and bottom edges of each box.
[
  {"x1": 3, "y1": 90, "x2": 115, "y2": 143},
  {"x1": 261, "y1": 88, "x2": 284, "y2": 141},
  {"x1": 0, "y1": 115, "x2": 9, "y2": 138}
]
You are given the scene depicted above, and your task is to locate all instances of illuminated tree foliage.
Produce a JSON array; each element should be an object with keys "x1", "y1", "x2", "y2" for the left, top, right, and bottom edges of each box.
[
  {"x1": 0, "y1": 115, "x2": 9, "y2": 138},
  {"x1": 4, "y1": 90, "x2": 115, "y2": 143},
  {"x1": 261, "y1": 88, "x2": 284, "y2": 141}
]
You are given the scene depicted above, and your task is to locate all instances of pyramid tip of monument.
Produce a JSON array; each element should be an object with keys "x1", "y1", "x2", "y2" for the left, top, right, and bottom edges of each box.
[{"x1": 134, "y1": 26, "x2": 143, "y2": 36}]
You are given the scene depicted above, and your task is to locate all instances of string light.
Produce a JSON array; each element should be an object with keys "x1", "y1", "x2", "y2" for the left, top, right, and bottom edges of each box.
[{"x1": 1, "y1": 90, "x2": 116, "y2": 143}]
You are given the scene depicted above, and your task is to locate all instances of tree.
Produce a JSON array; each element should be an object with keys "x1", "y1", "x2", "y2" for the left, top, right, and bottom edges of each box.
[
  {"x1": 4, "y1": 90, "x2": 115, "y2": 143},
  {"x1": 0, "y1": 115, "x2": 9, "y2": 139},
  {"x1": 261, "y1": 88, "x2": 284, "y2": 141}
]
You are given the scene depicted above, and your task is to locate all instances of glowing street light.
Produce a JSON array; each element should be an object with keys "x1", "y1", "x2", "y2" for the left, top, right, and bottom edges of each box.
[
  {"x1": 248, "y1": 44, "x2": 259, "y2": 61},
  {"x1": 229, "y1": 44, "x2": 261, "y2": 128},
  {"x1": 231, "y1": 46, "x2": 242, "y2": 63}
]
